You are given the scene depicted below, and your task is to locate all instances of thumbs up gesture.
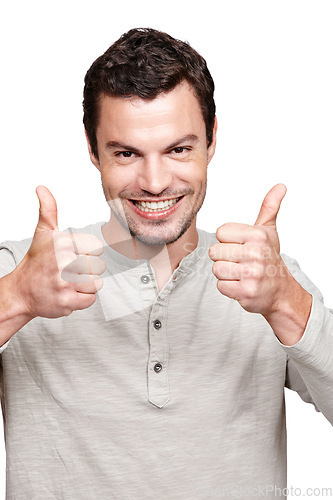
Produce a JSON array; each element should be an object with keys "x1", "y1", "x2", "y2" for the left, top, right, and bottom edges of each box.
[
  {"x1": 209, "y1": 184, "x2": 290, "y2": 315},
  {"x1": 15, "y1": 186, "x2": 105, "y2": 320}
]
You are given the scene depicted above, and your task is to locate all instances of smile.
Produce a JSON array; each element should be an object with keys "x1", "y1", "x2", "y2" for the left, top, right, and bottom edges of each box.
[
  {"x1": 128, "y1": 196, "x2": 184, "y2": 221},
  {"x1": 133, "y1": 198, "x2": 180, "y2": 212}
]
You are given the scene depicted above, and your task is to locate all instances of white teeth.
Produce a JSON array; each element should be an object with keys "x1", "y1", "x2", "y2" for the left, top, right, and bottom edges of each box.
[{"x1": 133, "y1": 198, "x2": 180, "y2": 212}]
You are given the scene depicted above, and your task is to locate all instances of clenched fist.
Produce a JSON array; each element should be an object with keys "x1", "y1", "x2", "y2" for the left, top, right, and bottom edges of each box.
[
  {"x1": 14, "y1": 186, "x2": 105, "y2": 319},
  {"x1": 209, "y1": 184, "x2": 291, "y2": 316}
]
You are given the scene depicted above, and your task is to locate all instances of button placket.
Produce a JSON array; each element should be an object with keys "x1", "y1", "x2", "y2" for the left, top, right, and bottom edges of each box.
[
  {"x1": 136, "y1": 265, "x2": 158, "y2": 319},
  {"x1": 147, "y1": 302, "x2": 170, "y2": 408},
  {"x1": 154, "y1": 363, "x2": 163, "y2": 373},
  {"x1": 153, "y1": 319, "x2": 162, "y2": 330},
  {"x1": 141, "y1": 275, "x2": 150, "y2": 284}
]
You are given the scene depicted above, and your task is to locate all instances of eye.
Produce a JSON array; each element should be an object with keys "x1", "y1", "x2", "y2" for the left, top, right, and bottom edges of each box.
[
  {"x1": 171, "y1": 147, "x2": 190, "y2": 154},
  {"x1": 116, "y1": 151, "x2": 135, "y2": 158}
]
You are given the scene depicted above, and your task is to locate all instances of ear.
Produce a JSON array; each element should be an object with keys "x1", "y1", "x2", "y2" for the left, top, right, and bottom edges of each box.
[
  {"x1": 207, "y1": 116, "x2": 218, "y2": 165},
  {"x1": 85, "y1": 129, "x2": 100, "y2": 171}
]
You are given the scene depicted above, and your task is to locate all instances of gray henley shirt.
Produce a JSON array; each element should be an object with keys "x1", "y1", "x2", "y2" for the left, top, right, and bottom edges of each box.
[{"x1": 0, "y1": 222, "x2": 332, "y2": 499}]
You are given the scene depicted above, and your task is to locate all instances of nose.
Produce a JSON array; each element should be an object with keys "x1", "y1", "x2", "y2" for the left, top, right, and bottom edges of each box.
[{"x1": 137, "y1": 156, "x2": 172, "y2": 195}]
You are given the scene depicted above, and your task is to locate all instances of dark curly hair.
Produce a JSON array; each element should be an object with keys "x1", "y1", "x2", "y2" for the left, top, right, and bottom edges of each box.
[{"x1": 83, "y1": 28, "x2": 216, "y2": 159}]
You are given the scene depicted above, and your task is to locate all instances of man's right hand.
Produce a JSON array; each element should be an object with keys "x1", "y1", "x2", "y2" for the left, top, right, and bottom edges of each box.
[{"x1": 13, "y1": 186, "x2": 105, "y2": 320}]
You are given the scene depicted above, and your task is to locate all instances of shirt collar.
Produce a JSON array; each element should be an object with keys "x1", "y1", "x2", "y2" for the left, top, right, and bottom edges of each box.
[{"x1": 93, "y1": 221, "x2": 208, "y2": 273}]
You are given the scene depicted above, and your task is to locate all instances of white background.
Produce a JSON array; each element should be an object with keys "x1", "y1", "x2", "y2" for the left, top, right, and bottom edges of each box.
[{"x1": 0, "y1": 1, "x2": 332, "y2": 498}]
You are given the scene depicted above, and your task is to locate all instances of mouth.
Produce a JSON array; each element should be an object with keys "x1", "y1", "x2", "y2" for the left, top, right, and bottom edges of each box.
[{"x1": 128, "y1": 196, "x2": 184, "y2": 220}]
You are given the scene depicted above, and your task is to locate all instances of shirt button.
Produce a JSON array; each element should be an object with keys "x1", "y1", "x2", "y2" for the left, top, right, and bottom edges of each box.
[
  {"x1": 153, "y1": 319, "x2": 162, "y2": 330},
  {"x1": 154, "y1": 363, "x2": 163, "y2": 373},
  {"x1": 141, "y1": 275, "x2": 150, "y2": 284}
]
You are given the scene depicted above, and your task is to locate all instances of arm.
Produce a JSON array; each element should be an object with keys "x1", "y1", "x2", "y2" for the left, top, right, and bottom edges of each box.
[
  {"x1": 275, "y1": 255, "x2": 333, "y2": 423},
  {"x1": 262, "y1": 266, "x2": 312, "y2": 346},
  {"x1": 285, "y1": 298, "x2": 333, "y2": 424},
  {"x1": 0, "y1": 269, "x2": 35, "y2": 350},
  {"x1": 209, "y1": 184, "x2": 333, "y2": 422}
]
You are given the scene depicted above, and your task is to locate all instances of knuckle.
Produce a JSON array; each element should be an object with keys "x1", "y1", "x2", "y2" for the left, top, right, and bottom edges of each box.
[
  {"x1": 63, "y1": 256, "x2": 79, "y2": 272},
  {"x1": 252, "y1": 263, "x2": 263, "y2": 279},
  {"x1": 59, "y1": 291, "x2": 75, "y2": 312},
  {"x1": 87, "y1": 294, "x2": 97, "y2": 307},
  {"x1": 212, "y1": 261, "x2": 220, "y2": 277},
  {"x1": 240, "y1": 264, "x2": 251, "y2": 279},
  {"x1": 54, "y1": 234, "x2": 73, "y2": 252},
  {"x1": 245, "y1": 246, "x2": 262, "y2": 261},
  {"x1": 78, "y1": 294, "x2": 96, "y2": 311},
  {"x1": 215, "y1": 228, "x2": 222, "y2": 241},
  {"x1": 90, "y1": 235, "x2": 104, "y2": 254},
  {"x1": 95, "y1": 277, "x2": 104, "y2": 291},
  {"x1": 242, "y1": 262, "x2": 263, "y2": 279},
  {"x1": 252, "y1": 227, "x2": 268, "y2": 243},
  {"x1": 60, "y1": 268, "x2": 73, "y2": 282},
  {"x1": 216, "y1": 279, "x2": 224, "y2": 293},
  {"x1": 97, "y1": 257, "x2": 106, "y2": 273},
  {"x1": 243, "y1": 281, "x2": 258, "y2": 299},
  {"x1": 216, "y1": 223, "x2": 229, "y2": 240},
  {"x1": 63, "y1": 308, "x2": 73, "y2": 317},
  {"x1": 209, "y1": 243, "x2": 219, "y2": 259},
  {"x1": 216, "y1": 279, "x2": 229, "y2": 295}
]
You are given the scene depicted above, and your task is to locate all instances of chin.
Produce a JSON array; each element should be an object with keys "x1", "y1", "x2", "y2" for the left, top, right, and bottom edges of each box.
[
  {"x1": 132, "y1": 231, "x2": 182, "y2": 247},
  {"x1": 130, "y1": 218, "x2": 194, "y2": 247},
  {"x1": 109, "y1": 196, "x2": 200, "y2": 247}
]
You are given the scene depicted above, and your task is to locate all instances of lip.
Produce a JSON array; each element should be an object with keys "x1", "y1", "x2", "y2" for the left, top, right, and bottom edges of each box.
[{"x1": 128, "y1": 196, "x2": 184, "y2": 220}]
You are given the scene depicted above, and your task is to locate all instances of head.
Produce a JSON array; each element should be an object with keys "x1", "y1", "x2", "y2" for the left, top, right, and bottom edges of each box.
[
  {"x1": 83, "y1": 28, "x2": 216, "y2": 160},
  {"x1": 83, "y1": 28, "x2": 217, "y2": 246}
]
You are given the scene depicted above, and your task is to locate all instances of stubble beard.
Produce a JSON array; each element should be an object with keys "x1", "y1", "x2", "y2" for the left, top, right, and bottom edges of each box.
[{"x1": 102, "y1": 182, "x2": 207, "y2": 247}]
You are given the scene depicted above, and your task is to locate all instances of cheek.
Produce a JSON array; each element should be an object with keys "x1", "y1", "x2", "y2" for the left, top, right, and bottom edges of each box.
[
  {"x1": 100, "y1": 166, "x2": 135, "y2": 194},
  {"x1": 183, "y1": 157, "x2": 208, "y2": 186}
]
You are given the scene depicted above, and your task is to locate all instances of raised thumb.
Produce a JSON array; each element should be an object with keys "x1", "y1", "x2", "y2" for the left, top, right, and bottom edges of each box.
[
  {"x1": 254, "y1": 183, "x2": 287, "y2": 227},
  {"x1": 36, "y1": 185, "x2": 58, "y2": 231}
]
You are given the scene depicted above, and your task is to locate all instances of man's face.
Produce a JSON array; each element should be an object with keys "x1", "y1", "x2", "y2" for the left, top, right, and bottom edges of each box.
[{"x1": 89, "y1": 81, "x2": 216, "y2": 246}]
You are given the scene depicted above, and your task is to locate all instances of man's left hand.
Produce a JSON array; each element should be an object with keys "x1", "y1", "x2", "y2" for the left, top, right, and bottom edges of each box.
[
  {"x1": 209, "y1": 184, "x2": 312, "y2": 345},
  {"x1": 209, "y1": 184, "x2": 293, "y2": 314}
]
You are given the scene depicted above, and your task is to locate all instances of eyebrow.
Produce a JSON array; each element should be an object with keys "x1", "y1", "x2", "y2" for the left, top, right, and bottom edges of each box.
[
  {"x1": 105, "y1": 134, "x2": 199, "y2": 153},
  {"x1": 105, "y1": 141, "x2": 140, "y2": 152},
  {"x1": 164, "y1": 134, "x2": 199, "y2": 150}
]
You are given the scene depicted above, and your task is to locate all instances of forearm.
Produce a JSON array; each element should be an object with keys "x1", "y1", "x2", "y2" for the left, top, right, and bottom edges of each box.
[
  {"x1": 282, "y1": 296, "x2": 333, "y2": 423},
  {"x1": 264, "y1": 275, "x2": 313, "y2": 346},
  {"x1": 0, "y1": 271, "x2": 33, "y2": 348}
]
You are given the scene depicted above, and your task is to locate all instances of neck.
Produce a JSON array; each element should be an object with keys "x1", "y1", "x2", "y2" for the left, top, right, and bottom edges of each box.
[{"x1": 102, "y1": 216, "x2": 198, "y2": 291}]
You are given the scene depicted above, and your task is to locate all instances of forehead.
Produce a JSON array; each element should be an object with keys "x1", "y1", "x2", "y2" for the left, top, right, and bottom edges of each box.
[{"x1": 96, "y1": 82, "x2": 206, "y2": 145}]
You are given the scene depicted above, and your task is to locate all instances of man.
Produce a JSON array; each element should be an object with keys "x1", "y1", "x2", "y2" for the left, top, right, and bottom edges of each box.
[{"x1": 0, "y1": 28, "x2": 332, "y2": 499}]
